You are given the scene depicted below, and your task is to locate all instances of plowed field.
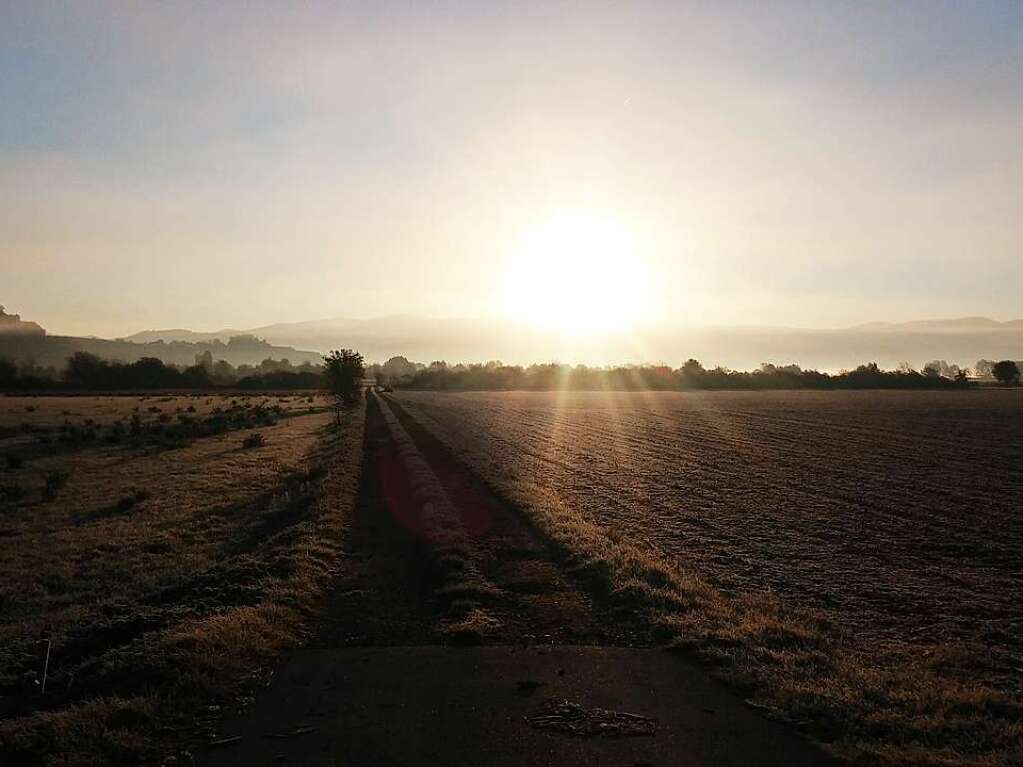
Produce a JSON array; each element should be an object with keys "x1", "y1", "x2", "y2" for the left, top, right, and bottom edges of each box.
[{"x1": 392, "y1": 389, "x2": 1023, "y2": 765}]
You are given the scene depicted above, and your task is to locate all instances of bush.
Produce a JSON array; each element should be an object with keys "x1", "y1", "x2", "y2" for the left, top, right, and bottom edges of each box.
[
  {"x1": 115, "y1": 488, "x2": 152, "y2": 512},
  {"x1": 0, "y1": 483, "x2": 24, "y2": 503},
  {"x1": 43, "y1": 470, "x2": 70, "y2": 500},
  {"x1": 242, "y1": 432, "x2": 267, "y2": 449}
]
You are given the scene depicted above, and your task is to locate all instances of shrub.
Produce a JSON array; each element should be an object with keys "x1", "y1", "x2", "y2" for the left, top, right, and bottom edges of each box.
[
  {"x1": 0, "y1": 483, "x2": 24, "y2": 502},
  {"x1": 242, "y1": 432, "x2": 267, "y2": 449},
  {"x1": 108, "y1": 420, "x2": 127, "y2": 443},
  {"x1": 43, "y1": 470, "x2": 70, "y2": 500},
  {"x1": 114, "y1": 488, "x2": 152, "y2": 512}
]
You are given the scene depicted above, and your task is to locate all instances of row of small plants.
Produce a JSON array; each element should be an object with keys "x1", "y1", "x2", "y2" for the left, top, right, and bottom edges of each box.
[
  {"x1": 0, "y1": 404, "x2": 294, "y2": 505},
  {"x1": 12, "y1": 402, "x2": 286, "y2": 450}
]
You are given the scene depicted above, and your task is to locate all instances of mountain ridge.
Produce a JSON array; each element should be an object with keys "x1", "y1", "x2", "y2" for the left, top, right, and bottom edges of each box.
[
  {"x1": 125, "y1": 314, "x2": 1023, "y2": 345},
  {"x1": 7, "y1": 304, "x2": 1020, "y2": 371},
  {"x1": 116, "y1": 315, "x2": 1023, "y2": 372}
]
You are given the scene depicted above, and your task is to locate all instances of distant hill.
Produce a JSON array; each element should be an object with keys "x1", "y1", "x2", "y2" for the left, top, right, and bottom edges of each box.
[
  {"x1": 0, "y1": 331, "x2": 322, "y2": 371},
  {"x1": 851, "y1": 317, "x2": 1023, "y2": 332},
  {"x1": 120, "y1": 328, "x2": 240, "y2": 343},
  {"x1": 0, "y1": 305, "x2": 45, "y2": 336},
  {"x1": 8, "y1": 306, "x2": 1021, "y2": 371},
  {"x1": 0, "y1": 305, "x2": 324, "y2": 369},
  {"x1": 122, "y1": 315, "x2": 1023, "y2": 372},
  {"x1": 124, "y1": 315, "x2": 435, "y2": 348}
]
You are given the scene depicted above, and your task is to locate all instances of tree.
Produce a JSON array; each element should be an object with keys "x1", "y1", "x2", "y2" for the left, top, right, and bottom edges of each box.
[
  {"x1": 678, "y1": 358, "x2": 705, "y2": 387},
  {"x1": 182, "y1": 363, "x2": 211, "y2": 388},
  {"x1": 323, "y1": 349, "x2": 365, "y2": 412},
  {"x1": 681, "y1": 358, "x2": 704, "y2": 375},
  {"x1": 64, "y1": 352, "x2": 109, "y2": 388},
  {"x1": 381, "y1": 355, "x2": 417, "y2": 382},
  {"x1": 212, "y1": 359, "x2": 235, "y2": 382},
  {"x1": 974, "y1": 359, "x2": 995, "y2": 378},
  {"x1": 992, "y1": 360, "x2": 1020, "y2": 386},
  {"x1": 194, "y1": 350, "x2": 214, "y2": 371},
  {"x1": 129, "y1": 357, "x2": 171, "y2": 388},
  {"x1": 0, "y1": 357, "x2": 16, "y2": 384},
  {"x1": 924, "y1": 360, "x2": 960, "y2": 379}
]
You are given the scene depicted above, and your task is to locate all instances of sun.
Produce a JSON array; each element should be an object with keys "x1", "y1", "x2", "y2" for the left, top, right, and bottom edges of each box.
[{"x1": 503, "y1": 213, "x2": 649, "y2": 334}]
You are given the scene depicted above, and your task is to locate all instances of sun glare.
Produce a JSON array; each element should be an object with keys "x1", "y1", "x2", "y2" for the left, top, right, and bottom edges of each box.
[{"x1": 503, "y1": 213, "x2": 649, "y2": 334}]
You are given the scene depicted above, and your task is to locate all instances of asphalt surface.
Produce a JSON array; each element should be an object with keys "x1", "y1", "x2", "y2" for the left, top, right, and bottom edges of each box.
[{"x1": 198, "y1": 646, "x2": 836, "y2": 767}]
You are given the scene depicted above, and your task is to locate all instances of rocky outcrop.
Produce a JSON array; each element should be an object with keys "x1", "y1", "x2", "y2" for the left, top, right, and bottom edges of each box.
[{"x1": 0, "y1": 306, "x2": 45, "y2": 336}]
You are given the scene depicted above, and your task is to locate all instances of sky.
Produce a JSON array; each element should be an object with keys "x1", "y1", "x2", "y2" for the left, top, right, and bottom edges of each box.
[{"x1": 2, "y1": 1, "x2": 1022, "y2": 339}]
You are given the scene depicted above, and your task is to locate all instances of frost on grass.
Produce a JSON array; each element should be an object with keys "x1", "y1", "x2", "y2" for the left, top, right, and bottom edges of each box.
[
  {"x1": 0, "y1": 399, "x2": 364, "y2": 766},
  {"x1": 393, "y1": 389, "x2": 1023, "y2": 767}
]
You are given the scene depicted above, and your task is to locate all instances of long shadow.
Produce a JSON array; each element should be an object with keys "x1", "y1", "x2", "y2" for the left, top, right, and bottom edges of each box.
[
  {"x1": 311, "y1": 394, "x2": 440, "y2": 647},
  {"x1": 382, "y1": 395, "x2": 657, "y2": 647}
]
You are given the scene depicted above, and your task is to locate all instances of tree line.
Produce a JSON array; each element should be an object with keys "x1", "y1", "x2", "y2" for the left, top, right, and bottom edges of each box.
[
  {"x1": 0, "y1": 351, "x2": 325, "y2": 391},
  {"x1": 389, "y1": 359, "x2": 1023, "y2": 391},
  {"x1": 2, "y1": 351, "x2": 1018, "y2": 392}
]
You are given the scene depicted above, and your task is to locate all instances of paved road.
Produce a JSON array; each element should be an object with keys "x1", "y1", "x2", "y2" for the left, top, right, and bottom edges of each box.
[{"x1": 199, "y1": 646, "x2": 835, "y2": 767}]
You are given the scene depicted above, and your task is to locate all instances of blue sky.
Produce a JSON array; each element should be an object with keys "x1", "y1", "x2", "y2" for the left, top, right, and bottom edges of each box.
[{"x1": 2, "y1": 1, "x2": 1021, "y2": 337}]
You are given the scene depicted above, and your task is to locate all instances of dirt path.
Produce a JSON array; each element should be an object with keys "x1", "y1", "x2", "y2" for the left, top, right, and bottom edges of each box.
[{"x1": 198, "y1": 394, "x2": 835, "y2": 766}]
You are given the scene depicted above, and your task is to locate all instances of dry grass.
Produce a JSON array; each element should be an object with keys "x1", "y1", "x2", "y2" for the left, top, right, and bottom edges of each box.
[
  {"x1": 0, "y1": 393, "x2": 321, "y2": 430},
  {"x1": 391, "y1": 390, "x2": 1023, "y2": 766},
  {"x1": 372, "y1": 393, "x2": 499, "y2": 643},
  {"x1": 0, "y1": 395, "x2": 364, "y2": 766},
  {"x1": 0, "y1": 394, "x2": 329, "y2": 495}
]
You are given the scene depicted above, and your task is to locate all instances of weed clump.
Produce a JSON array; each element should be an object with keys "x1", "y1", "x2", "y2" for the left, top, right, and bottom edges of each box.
[
  {"x1": 43, "y1": 470, "x2": 70, "y2": 500},
  {"x1": 113, "y1": 487, "x2": 153, "y2": 513},
  {"x1": 1, "y1": 483, "x2": 24, "y2": 503},
  {"x1": 242, "y1": 432, "x2": 267, "y2": 449}
]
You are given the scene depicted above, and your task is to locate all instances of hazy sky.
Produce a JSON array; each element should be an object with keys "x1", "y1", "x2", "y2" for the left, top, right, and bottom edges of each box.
[{"x1": 2, "y1": 1, "x2": 1021, "y2": 338}]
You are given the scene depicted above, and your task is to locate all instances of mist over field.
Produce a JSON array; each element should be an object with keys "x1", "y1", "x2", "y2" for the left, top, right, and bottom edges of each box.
[{"x1": 123, "y1": 314, "x2": 1023, "y2": 371}]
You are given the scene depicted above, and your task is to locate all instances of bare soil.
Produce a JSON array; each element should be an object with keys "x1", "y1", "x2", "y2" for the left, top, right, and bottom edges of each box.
[
  {"x1": 393, "y1": 390, "x2": 1023, "y2": 680},
  {"x1": 390, "y1": 389, "x2": 1023, "y2": 766}
]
